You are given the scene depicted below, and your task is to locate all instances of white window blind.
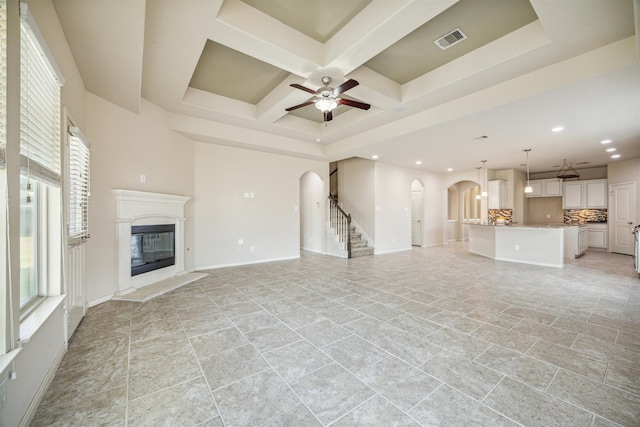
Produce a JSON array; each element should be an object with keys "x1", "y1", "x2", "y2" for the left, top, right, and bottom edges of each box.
[
  {"x1": 20, "y1": 2, "x2": 62, "y2": 185},
  {"x1": 67, "y1": 126, "x2": 90, "y2": 245},
  {"x1": 0, "y1": 1, "x2": 6, "y2": 167}
]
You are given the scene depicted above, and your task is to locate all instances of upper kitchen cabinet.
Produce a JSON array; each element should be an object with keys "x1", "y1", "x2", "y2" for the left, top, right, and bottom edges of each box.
[
  {"x1": 488, "y1": 180, "x2": 508, "y2": 209},
  {"x1": 526, "y1": 178, "x2": 563, "y2": 198},
  {"x1": 563, "y1": 182, "x2": 583, "y2": 208},
  {"x1": 585, "y1": 180, "x2": 607, "y2": 208},
  {"x1": 562, "y1": 179, "x2": 607, "y2": 209}
]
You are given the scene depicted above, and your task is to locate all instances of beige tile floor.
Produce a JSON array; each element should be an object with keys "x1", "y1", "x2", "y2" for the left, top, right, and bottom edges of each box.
[{"x1": 31, "y1": 243, "x2": 640, "y2": 426}]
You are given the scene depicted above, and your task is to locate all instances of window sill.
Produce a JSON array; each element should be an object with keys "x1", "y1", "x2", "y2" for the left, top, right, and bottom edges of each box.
[
  {"x1": 0, "y1": 348, "x2": 22, "y2": 377},
  {"x1": 19, "y1": 295, "x2": 66, "y2": 345}
]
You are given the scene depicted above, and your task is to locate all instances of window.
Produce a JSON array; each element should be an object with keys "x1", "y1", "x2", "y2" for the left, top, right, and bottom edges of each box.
[
  {"x1": 463, "y1": 185, "x2": 482, "y2": 222},
  {"x1": 19, "y1": 3, "x2": 63, "y2": 311},
  {"x1": 67, "y1": 126, "x2": 90, "y2": 245},
  {"x1": 20, "y1": 175, "x2": 38, "y2": 306}
]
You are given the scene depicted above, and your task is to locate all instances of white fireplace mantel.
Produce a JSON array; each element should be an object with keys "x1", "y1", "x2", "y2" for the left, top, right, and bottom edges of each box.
[{"x1": 112, "y1": 189, "x2": 190, "y2": 295}]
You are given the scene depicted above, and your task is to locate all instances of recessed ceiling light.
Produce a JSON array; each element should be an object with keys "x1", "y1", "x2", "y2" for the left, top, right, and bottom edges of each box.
[
  {"x1": 415, "y1": 161, "x2": 422, "y2": 165},
  {"x1": 600, "y1": 139, "x2": 612, "y2": 144},
  {"x1": 447, "y1": 168, "x2": 453, "y2": 172},
  {"x1": 606, "y1": 148, "x2": 616, "y2": 152},
  {"x1": 611, "y1": 154, "x2": 621, "y2": 159},
  {"x1": 315, "y1": 138, "x2": 322, "y2": 143},
  {"x1": 371, "y1": 155, "x2": 379, "y2": 159},
  {"x1": 551, "y1": 126, "x2": 564, "y2": 132}
]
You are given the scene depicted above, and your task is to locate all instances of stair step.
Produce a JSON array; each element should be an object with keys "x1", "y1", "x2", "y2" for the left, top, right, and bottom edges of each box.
[
  {"x1": 351, "y1": 239, "x2": 368, "y2": 248},
  {"x1": 351, "y1": 246, "x2": 374, "y2": 257}
]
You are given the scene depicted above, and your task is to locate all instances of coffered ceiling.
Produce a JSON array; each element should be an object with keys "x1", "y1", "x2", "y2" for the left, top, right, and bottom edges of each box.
[{"x1": 52, "y1": 0, "x2": 640, "y2": 174}]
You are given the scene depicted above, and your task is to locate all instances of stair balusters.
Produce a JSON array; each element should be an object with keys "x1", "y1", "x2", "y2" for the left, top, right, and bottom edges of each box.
[{"x1": 328, "y1": 195, "x2": 352, "y2": 259}]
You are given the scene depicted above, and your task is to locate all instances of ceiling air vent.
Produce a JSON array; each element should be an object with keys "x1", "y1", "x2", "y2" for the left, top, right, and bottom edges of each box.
[{"x1": 434, "y1": 28, "x2": 467, "y2": 50}]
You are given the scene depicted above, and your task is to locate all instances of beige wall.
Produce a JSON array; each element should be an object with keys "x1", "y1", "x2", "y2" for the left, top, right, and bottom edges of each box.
[
  {"x1": 338, "y1": 158, "x2": 376, "y2": 240},
  {"x1": 85, "y1": 94, "x2": 196, "y2": 303},
  {"x1": 193, "y1": 143, "x2": 328, "y2": 269},
  {"x1": 527, "y1": 197, "x2": 564, "y2": 224}
]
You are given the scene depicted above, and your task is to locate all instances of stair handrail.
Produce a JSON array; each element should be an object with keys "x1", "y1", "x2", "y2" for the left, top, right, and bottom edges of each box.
[{"x1": 328, "y1": 195, "x2": 351, "y2": 258}]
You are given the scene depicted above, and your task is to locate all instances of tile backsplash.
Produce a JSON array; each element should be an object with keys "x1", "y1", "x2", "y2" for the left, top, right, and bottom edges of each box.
[
  {"x1": 488, "y1": 209, "x2": 513, "y2": 225},
  {"x1": 563, "y1": 209, "x2": 607, "y2": 224}
]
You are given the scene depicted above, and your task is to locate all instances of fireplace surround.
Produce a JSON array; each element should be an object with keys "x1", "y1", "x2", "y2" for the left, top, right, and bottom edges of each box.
[{"x1": 112, "y1": 189, "x2": 190, "y2": 295}]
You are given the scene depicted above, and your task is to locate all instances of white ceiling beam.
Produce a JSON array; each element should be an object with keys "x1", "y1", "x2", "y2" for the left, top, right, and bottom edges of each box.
[
  {"x1": 324, "y1": 0, "x2": 458, "y2": 75},
  {"x1": 142, "y1": 0, "x2": 222, "y2": 108},
  {"x1": 210, "y1": 0, "x2": 322, "y2": 77}
]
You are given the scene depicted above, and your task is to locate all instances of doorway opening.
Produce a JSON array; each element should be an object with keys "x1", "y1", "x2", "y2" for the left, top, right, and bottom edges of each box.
[{"x1": 411, "y1": 180, "x2": 424, "y2": 246}]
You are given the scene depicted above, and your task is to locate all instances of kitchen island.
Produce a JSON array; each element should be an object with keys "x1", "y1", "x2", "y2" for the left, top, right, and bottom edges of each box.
[{"x1": 467, "y1": 224, "x2": 581, "y2": 268}]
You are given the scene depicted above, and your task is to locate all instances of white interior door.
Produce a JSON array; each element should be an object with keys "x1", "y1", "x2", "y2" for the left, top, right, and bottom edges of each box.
[
  {"x1": 411, "y1": 189, "x2": 423, "y2": 246},
  {"x1": 609, "y1": 182, "x2": 637, "y2": 255}
]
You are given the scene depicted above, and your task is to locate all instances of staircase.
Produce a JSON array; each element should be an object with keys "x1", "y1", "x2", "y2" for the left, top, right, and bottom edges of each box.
[
  {"x1": 349, "y1": 225, "x2": 374, "y2": 258},
  {"x1": 327, "y1": 195, "x2": 374, "y2": 258}
]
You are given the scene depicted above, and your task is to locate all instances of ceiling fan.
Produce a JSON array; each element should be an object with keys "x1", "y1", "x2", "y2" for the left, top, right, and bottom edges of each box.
[{"x1": 285, "y1": 77, "x2": 371, "y2": 122}]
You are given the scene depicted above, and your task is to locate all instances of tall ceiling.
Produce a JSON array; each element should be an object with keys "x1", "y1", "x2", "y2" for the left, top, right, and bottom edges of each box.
[{"x1": 52, "y1": 0, "x2": 640, "y2": 174}]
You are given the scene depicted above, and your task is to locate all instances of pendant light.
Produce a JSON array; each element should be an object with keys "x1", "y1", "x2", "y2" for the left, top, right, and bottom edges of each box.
[
  {"x1": 475, "y1": 167, "x2": 482, "y2": 200},
  {"x1": 524, "y1": 149, "x2": 533, "y2": 193},
  {"x1": 481, "y1": 160, "x2": 488, "y2": 197}
]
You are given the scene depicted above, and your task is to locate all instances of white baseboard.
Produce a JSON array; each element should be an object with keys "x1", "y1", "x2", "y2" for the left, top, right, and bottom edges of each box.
[{"x1": 196, "y1": 255, "x2": 300, "y2": 271}]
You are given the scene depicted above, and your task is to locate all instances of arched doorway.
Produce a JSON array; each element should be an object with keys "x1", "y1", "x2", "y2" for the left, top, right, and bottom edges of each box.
[
  {"x1": 447, "y1": 180, "x2": 481, "y2": 241},
  {"x1": 299, "y1": 171, "x2": 325, "y2": 253},
  {"x1": 411, "y1": 179, "x2": 424, "y2": 246}
]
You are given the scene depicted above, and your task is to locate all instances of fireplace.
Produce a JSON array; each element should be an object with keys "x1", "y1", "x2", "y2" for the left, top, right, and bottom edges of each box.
[
  {"x1": 131, "y1": 224, "x2": 176, "y2": 276},
  {"x1": 112, "y1": 189, "x2": 190, "y2": 295}
]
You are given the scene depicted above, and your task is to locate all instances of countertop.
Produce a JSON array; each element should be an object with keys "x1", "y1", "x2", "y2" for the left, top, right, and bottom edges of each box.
[{"x1": 468, "y1": 223, "x2": 585, "y2": 228}]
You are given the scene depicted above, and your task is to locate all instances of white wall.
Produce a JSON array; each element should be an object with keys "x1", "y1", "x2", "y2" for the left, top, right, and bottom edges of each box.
[
  {"x1": 85, "y1": 94, "x2": 196, "y2": 304},
  {"x1": 373, "y1": 162, "x2": 443, "y2": 253},
  {"x1": 338, "y1": 158, "x2": 376, "y2": 239},
  {"x1": 300, "y1": 171, "x2": 325, "y2": 253},
  {"x1": 193, "y1": 143, "x2": 328, "y2": 269}
]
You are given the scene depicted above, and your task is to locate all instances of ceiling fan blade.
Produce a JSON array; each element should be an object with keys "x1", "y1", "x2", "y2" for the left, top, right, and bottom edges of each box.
[
  {"x1": 338, "y1": 98, "x2": 370, "y2": 110},
  {"x1": 285, "y1": 100, "x2": 315, "y2": 111},
  {"x1": 290, "y1": 83, "x2": 318, "y2": 95},
  {"x1": 333, "y1": 79, "x2": 358, "y2": 96},
  {"x1": 324, "y1": 111, "x2": 333, "y2": 122}
]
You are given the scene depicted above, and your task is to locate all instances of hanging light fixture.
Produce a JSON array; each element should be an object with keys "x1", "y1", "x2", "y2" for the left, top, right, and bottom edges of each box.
[
  {"x1": 475, "y1": 167, "x2": 482, "y2": 200},
  {"x1": 524, "y1": 149, "x2": 533, "y2": 193},
  {"x1": 481, "y1": 160, "x2": 488, "y2": 197}
]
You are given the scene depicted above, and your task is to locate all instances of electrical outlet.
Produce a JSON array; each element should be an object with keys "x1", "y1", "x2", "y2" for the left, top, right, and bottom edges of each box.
[
  {"x1": 546, "y1": 214, "x2": 551, "y2": 219},
  {"x1": 140, "y1": 174, "x2": 146, "y2": 183},
  {"x1": 514, "y1": 244, "x2": 520, "y2": 251},
  {"x1": 250, "y1": 246, "x2": 255, "y2": 252},
  {"x1": 0, "y1": 376, "x2": 7, "y2": 410}
]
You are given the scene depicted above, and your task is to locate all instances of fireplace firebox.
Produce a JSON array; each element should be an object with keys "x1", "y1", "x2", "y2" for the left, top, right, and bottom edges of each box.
[{"x1": 130, "y1": 224, "x2": 175, "y2": 276}]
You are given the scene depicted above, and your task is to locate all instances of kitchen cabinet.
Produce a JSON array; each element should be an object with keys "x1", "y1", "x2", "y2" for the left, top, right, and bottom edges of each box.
[
  {"x1": 587, "y1": 223, "x2": 607, "y2": 248},
  {"x1": 526, "y1": 178, "x2": 563, "y2": 198},
  {"x1": 562, "y1": 182, "x2": 583, "y2": 208},
  {"x1": 488, "y1": 180, "x2": 507, "y2": 209},
  {"x1": 564, "y1": 225, "x2": 588, "y2": 258},
  {"x1": 585, "y1": 180, "x2": 607, "y2": 208},
  {"x1": 562, "y1": 179, "x2": 608, "y2": 209}
]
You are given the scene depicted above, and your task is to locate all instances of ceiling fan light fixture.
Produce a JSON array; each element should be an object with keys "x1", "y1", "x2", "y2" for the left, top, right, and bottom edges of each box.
[{"x1": 315, "y1": 98, "x2": 338, "y2": 112}]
